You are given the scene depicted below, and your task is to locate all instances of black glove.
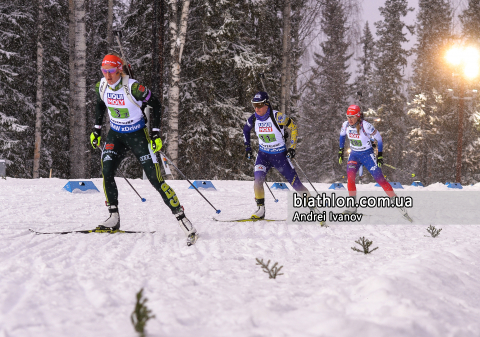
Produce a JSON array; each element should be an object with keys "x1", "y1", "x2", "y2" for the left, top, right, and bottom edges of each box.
[
  {"x1": 90, "y1": 128, "x2": 101, "y2": 149},
  {"x1": 338, "y1": 148, "x2": 344, "y2": 164},
  {"x1": 286, "y1": 148, "x2": 295, "y2": 159},
  {"x1": 377, "y1": 152, "x2": 383, "y2": 167},
  {"x1": 245, "y1": 144, "x2": 253, "y2": 160}
]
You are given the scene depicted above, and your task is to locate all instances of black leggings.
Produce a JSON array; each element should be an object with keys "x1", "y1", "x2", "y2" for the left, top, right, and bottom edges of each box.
[{"x1": 101, "y1": 127, "x2": 181, "y2": 213}]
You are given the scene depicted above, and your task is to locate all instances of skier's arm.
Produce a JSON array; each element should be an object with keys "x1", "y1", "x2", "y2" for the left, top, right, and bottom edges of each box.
[
  {"x1": 339, "y1": 122, "x2": 347, "y2": 149},
  {"x1": 276, "y1": 113, "x2": 298, "y2": 149},
  {"x1": 131, "y1": 83, "x2": 162, "y2": 130},
  {"x1": 94, "y1": 81, "x2": 107, "y2": 127},
  {"x1": 370, "y1": 130, "x2": 383, "y2": 152},
  {"x1": 287, "y1": 120, "x2": 298, "y2": 149},
  {"x1": 243, "y1": 114, "x2": 255, "y2": 151}
]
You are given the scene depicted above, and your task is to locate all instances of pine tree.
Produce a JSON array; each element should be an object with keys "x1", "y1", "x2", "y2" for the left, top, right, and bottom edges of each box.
[
  {"x1": 353, "y1": 22, "x2": 376, "y2": 111},
  {"x1": 458, "y1": 0, "x2": 480, "y2": 183},
  {"x1": 407, "y1": 0, "x2": 456, "y2": 184},
  {"x1": 41, "y1": 0, "x2": 70, "y2": 178},
  {"x1": 459, "y1": 0, "x2": 480, "y2": 44},
  {"x1": 0, "y1": 0, "x2": 36, "y2": 177},
  {"x1": 372, "y1": 0, "x2": 413, "y2": 180},
  {"x1": 298, "y1": 0, "x2": 352, "y2": 182},
  {"x1": 178, "y1": 0, "x2": 270, "y2": 180}
]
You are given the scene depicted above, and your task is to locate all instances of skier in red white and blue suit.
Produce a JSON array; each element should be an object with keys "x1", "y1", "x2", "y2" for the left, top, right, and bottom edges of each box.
[
  {"x1": 338, "y1": 104, "x2": 395, "y2": 213},
  {"x1": 243, "y1": 91, "x2": 310, "y2": 219}
]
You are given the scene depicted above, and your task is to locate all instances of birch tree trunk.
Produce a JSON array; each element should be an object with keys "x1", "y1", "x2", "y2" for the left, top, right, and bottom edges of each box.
[
  {"x1": 33, "y1": 0, "x2": 44, "y2": 179},
  {"x1": 166, "y1": 0, "x2": 190, "y2": 172},
  {"x1": 280, "y1": 0, "x2": 291, "y2": 114},
  {"x1": 70, "y1": 0, "x2": 87, "y2": 178}
]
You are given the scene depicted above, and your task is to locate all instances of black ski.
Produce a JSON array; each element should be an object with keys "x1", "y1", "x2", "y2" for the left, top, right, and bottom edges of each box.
[{"x1": 29, "y1": 228, "x2": 155, "y2": 235}]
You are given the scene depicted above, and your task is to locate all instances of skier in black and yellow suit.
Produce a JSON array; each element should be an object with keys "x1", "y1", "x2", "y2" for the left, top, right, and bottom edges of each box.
[{"x1": 90, "y1": 53, "x2": 197, "y2": 246}]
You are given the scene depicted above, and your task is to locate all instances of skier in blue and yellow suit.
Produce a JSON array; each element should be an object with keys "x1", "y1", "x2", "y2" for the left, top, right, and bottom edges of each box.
[{"x1": 243, "y1": 91, "x2": 311, "y2": 219}]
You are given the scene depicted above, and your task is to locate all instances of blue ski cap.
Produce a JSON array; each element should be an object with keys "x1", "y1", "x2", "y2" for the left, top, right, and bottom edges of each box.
[{"x1": 251, "y1": 91, "x2": 269, "y2": 104}]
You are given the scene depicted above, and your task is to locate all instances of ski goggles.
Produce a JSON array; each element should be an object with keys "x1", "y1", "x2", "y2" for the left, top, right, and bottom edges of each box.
[
  {"x1": 101, "y1": 67, "x2": 119, "y2": 74},
  {"x1": 252, "y1": 102, "x2": 266, "y2": 109}
]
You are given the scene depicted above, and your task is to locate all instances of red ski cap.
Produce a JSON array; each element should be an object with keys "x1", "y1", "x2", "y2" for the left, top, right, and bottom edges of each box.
[
  {"x1": 346, "y1": 105, "x2": 361, "y2": 117},
  {"x1": 102, "y1": 54, "x2": 123, "y2": 69}
]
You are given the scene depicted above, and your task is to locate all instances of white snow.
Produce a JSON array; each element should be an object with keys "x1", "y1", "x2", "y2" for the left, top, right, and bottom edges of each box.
[{"x1": 1, "y1": 178, "x2": 480, "y2": 336}]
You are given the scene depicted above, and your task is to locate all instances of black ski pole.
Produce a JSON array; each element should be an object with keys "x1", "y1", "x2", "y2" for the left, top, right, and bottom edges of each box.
[
  {"x1": 264, "y1": 181, "x2": 279, "y2": 203},
  {"x1": 293, "y1": 158, "x2": 320, "y2": 196},
  {"x1": 160, "y1": 151, "x2": 221, "y2": 214},
  {"x1": 95, "y1": 147, "x2": 146, "y2": 202}
]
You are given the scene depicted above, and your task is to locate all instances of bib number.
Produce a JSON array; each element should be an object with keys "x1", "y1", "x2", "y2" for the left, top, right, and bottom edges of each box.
[
  {"x1": 108, "y1": 107, "x2": 130, "y2": 119},
  {"x1": 350, "y1": 139, "x2": 362, "y2": 147},
  {"x1": 259, "y1": 134, "x2": 277, "y2": 143}
]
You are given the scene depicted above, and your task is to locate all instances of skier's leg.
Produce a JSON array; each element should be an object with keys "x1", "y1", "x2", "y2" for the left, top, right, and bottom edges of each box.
[
  {"x1": 346, "y1": 153, "x2": 361, "y2": 198},
  {"x1": 343, "y1": 153, "x2": 362, "y2": 214},
  {"x1": 270, "y1": 152, "x2": 325, "y2": 223},
  {"x1": 101, "y1": 131, "x2": 128, "y2": 205},
  {"x1": 270, "y1": 152, "x2": 308, "y2": 193},
  {"x1": 99, "y1": 131, "x2": 128, "y2": 229},
  {"x1": 362, "y1": 151, "x2": 395, "y2": 198},
  {"x1": 127, "y1": 129, "x2": 196, "y2": 239},
  {"x1": 127, "y1": 129, "x2": 182, "y2": 213},
  {"x1": 362, "y1": 151, "x2": 411, "y2": 221},
  {"x1": 252, "y1": 152, "x2": 272, "y2": 218}
]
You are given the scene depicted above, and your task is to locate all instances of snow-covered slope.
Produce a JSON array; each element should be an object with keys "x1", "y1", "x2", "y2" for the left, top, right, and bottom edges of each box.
[{"x1": 1, "y1": 178, "x2": 479, "y2": 337}]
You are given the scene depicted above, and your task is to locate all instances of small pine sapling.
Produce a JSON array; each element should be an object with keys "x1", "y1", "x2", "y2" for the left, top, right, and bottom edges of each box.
[
  {"x1": 426, "y1": 225, "x2": 442, "y2": 238},
  {"x1": 131, "y1": 288, "x2": 155, "y2": 337},
  {"x1": 256, "y1": 258, "x2": 284, "y2": 279},
  {"x1": 351, "y1": 236, "x2": 378, "y2": 254}
]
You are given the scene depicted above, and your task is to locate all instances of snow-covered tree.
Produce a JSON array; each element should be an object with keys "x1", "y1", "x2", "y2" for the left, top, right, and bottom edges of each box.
[
  {"x1": 353, "y1": 22, "x2": 376, "y2": 111},
  {"x1": 298, "y1": 0, "x2": 352, "y2": 182},
  {"x1": 178, "y1": 0, "x2": 270, "y2": 180},
  {"x1": 406, "y1": 0, "x2": 457, "y2": 184},
  {"x1": 372, "y1": 0, "x2": 413, "y2": 180},
  {"x1": 0, "y1": 1, "x2": 35, "y2": 177},
  {"x1": 459, "y1": 0, "x2": 480, "y2": 44}
]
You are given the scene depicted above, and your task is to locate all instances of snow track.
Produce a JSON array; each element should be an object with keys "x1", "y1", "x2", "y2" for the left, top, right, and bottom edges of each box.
[{"x1": 1, "y1": 178, "x2": 480, "y2": 336}]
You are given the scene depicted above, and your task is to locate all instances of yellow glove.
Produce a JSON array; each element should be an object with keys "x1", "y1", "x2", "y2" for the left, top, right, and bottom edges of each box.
[
  {"x1": 377, "y1": 152, "x2": 383, "y2": 167},
  {"x1": 338, "y1": 148, "x2": 344, "y2": 164},
  {"x1": 90, "y1": 128, "x2": 101, "y2": 149},
  {"x1": 150, "y1": 132, "x2": 162, "y2": 153}
]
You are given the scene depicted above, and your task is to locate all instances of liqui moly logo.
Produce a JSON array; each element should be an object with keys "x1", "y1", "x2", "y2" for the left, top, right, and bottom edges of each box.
[
  {"x1": 258, "y1": 122, "x2": 272, "y2": 128},
  {"x1": 107, "y1": 93, "x2": 125, "y2": 106}
]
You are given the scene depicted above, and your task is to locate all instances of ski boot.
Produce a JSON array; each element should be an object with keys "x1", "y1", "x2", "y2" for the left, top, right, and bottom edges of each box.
[
  {"x1": 309, "y1": 207, "x2": 327, "y2": 227},
  {"x1": 175, "y1": 208, "x2": 198, "y2": 246},
  {"x1": 251, "y1": 198, "x2": 265, "y2": 219},
  {"x1": 391, "y1": 196, "x2": 413, "y2": 223},
  {"x1": 97, "y1": 204, "x2": 120, "y2": 230},
  {"x1": 343, "y1": 196, "x2": 357, "y2": 214}
]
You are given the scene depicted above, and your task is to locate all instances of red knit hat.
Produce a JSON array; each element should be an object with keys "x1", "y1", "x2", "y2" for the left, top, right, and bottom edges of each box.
[
  {"x1": 346, "y1": 105, "x2": 361, "y2": 117},
  {"x1": 102, "y1": 54, "x2": 123, "y2": 69}
]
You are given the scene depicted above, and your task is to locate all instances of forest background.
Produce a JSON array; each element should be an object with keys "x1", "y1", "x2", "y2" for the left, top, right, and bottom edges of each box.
[{"x1": 2, "y1": 0, "x2": 480, "y2": 186}]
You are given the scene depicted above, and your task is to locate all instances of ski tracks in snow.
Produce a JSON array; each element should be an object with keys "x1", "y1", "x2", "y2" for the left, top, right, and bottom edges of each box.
[{"x1": 1, "y1": 179, "x2": 480, "y2": 336}]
